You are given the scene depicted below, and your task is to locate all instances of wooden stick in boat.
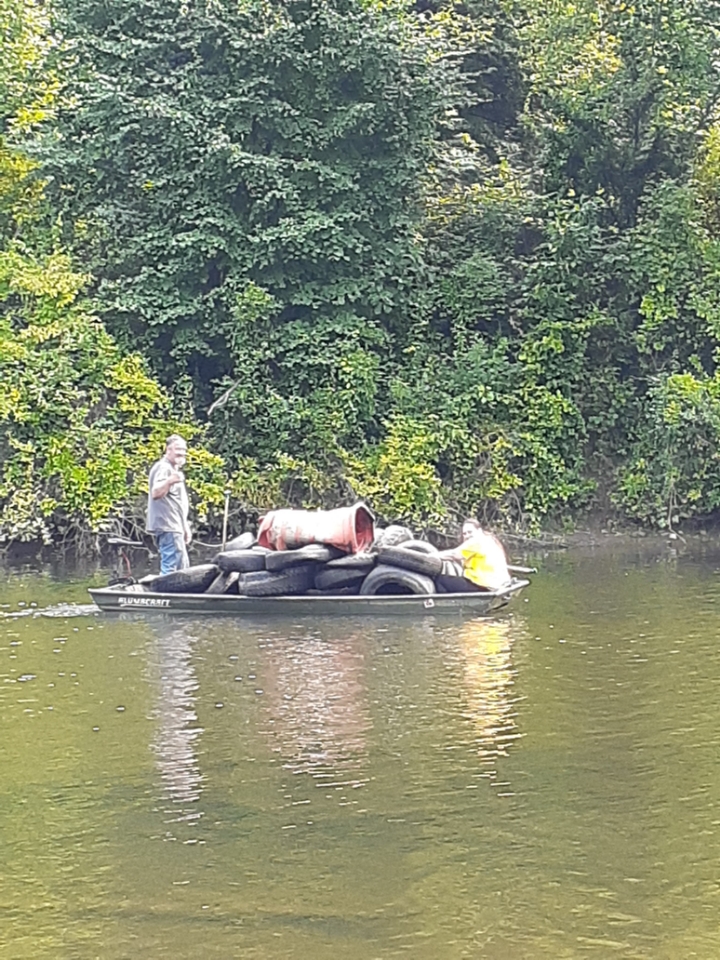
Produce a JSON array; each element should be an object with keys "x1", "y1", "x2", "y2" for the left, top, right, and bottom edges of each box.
[{"x1": 221, "y1": 489, "x2": 231, "y2": 551}]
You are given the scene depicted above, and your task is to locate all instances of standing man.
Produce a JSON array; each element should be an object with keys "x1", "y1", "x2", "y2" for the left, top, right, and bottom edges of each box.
[{"x1": 146, "y1": 434, "x2": 192, "y2": 574}]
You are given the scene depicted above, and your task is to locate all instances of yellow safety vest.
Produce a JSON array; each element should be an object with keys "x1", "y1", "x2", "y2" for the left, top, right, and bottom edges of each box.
[{"x1": 459, "y1": 531, "x2": 511, "y2": 590}]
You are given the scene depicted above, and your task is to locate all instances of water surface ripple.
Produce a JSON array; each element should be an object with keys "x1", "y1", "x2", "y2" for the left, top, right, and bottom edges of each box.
[{"x1": 1, "y1": 544, "x2": 720, "y2": 958}]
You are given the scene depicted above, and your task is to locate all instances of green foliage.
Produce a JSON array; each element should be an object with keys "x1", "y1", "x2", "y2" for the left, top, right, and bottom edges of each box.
[
  {"x1": 5, "y1": 0, "x2": 720, "y2": 540},
  {"x1": 517, "y1": 0, "x2": 718, "y2": 222},
  {"x1": 0, "y1": 243, "x2": 224, "y2": 542},
  {"x1": 43, "y1": 0, "x2": 459, "y2": 402},
  {"x1": 624, "y1": 181, "x2": 720, "y2": 367},
  {"x1": 616, "y1": 372, "x2": 720, "y2": 527},
  {"x1": 344, "y1": 414, "x2": 449, "y2": 528},
  {"x1": 344, "y1": 336, "x2": 592, "y2": 530},
  {"x1": 0, "y1": 0, "x2": 225, "y2": 546},
  {"x1": 0, "y1": 0, "x2": 55, "y2": 129},
  {"x1": 409, "y1": 0, "x2": 720, "y2": 528}
]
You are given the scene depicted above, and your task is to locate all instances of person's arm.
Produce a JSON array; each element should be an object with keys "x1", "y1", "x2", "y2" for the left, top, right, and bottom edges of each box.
[
  {"x1": 437, "y1": 544, "x2": 463, "y2": 561},
  {"x1": 151, "y1": 468, "x2": 182, "y2": 500}
]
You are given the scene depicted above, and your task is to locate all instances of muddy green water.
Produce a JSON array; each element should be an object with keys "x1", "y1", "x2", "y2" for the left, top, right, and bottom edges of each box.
[{"x1": 2, "y1": 541, "x2": 720, "y2": 959}]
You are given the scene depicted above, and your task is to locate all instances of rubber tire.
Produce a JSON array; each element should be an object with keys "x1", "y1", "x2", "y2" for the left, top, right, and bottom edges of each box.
[
  {"x1": 376, "y1": 545, "x2": 442, "y2": 577},
  {"x1": 372, "y1": 525, "x2": 414, "y2": 550},
  {"x1": 224, "y1": 532, "x2": 256, "y2": 552},
  {"x1": 326, "y1": 552, "x2": 376, "y2": 570},
  {"x1": 307, "y1": 584, "x2": 361, "y2": 596},
  {"x1": 265, "y1": 544, "x2": 342, "y2": 572},
  {"x1": 223, "y1": 571, "x2": 241, "y2": 594},
  {"x1": 109, "y1": 576, "x2": 137, "y2": 587},
  {"x1": 401, "y1": 539, "x2": 439, "y2": 555},
  {"x1": 214, "y1": 549, "x2": 267, "y2": 573},
  {"x1": 238, "y1": 563, "x2": 317, "y2": 597},
  {"x1": 153, "y1": 564, "x2": 220, "y2": 594},
  {"x1": 205, "y1": 570, "x2": 241, "y2": 594},
  {"x1": 359, "y1": 564, "x2": 436, "y2": 596},
  {"x1": 313, "y1": 565, "x2": 368, "y2": 591}
]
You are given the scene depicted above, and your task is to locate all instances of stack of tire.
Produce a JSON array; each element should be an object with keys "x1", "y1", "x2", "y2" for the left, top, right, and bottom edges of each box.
[{"x1": 137, "y1": 525, "x2": 472, "y2": 597}]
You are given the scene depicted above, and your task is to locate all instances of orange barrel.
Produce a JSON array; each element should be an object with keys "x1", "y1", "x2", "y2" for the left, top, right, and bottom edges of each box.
[{"x1": 257, "y1": 502, "x2": 375, "y2": 553}]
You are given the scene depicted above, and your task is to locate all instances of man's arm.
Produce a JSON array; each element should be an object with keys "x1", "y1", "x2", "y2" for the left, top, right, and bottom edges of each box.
[{"x1": 151, "y1": 467, "x2": 182, "y2": 500}]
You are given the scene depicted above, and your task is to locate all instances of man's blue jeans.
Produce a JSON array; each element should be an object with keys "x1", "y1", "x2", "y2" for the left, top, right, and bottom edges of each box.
[{"x1": 155, "y1": 531, "x2": 189, "y2": 575}]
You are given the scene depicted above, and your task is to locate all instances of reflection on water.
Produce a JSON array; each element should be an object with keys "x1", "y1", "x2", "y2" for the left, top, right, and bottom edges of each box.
[
  {"x1": 457, "y1": 617, "x2": 523, "y2": 775},
  {"x1": 257, "y1": 630, "x2": 371, "y2": 787},
  {"x1": 146, "y1": 626, "x2": 204, "y2": 825},
  {"x1": 6, "y1": 546, "x2": 720, "y2": 959}
]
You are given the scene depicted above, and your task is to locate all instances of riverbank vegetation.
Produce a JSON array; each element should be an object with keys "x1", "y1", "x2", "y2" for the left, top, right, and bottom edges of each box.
[{"x1": 3, "y1": 0, "x2": 720, "y2": 546}]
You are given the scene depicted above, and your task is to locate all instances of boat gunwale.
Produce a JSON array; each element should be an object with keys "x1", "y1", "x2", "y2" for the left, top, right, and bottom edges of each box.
[{"x1": 88, "y1": 578, "x2": 529, "y2": 615}]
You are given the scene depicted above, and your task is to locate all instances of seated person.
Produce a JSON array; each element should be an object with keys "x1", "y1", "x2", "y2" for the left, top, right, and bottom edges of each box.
[{"x1": 438, "y1": 518, "x2": 511, "y2": 592}]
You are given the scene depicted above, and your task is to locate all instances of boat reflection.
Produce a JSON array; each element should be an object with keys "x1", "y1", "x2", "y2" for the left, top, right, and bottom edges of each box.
[
  {"x1": 146, "y1": 625, "x2": 204, "y2": 824},
  {"x1": 457, "y1": 617, "x2": 523, "y2": 773},
  {"x1": 257, "y1": 630, "x2": 371, "y2": 786}
]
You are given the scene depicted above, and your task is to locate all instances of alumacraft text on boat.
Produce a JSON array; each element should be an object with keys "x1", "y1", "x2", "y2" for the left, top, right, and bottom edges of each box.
[{"x1": 117, "y1": 596, "x2": 171, "y2": 607}]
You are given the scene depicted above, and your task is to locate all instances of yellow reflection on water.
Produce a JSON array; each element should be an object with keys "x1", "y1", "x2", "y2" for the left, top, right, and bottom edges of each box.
[{"x1": 457, "y1": 617, "x2": 523, "y2": 769}]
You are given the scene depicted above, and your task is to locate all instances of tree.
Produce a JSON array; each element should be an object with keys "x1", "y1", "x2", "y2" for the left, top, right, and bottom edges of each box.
[
  {"x1": 0, "y1": 0, "x2": 223, "y2": 545},
  {"x1": 40, "y1": 0, "x2": 462, "y2": 481},
  {"x1": 394, "y1": 0, "x2": 720, "y2": 527}
]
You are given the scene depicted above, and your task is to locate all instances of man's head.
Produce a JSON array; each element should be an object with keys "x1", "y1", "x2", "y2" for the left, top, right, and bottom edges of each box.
[
  {"x1": 461, "y1": 518, "x2": 481, "y2": 541},
  {"x1": 165, "y1": 434, "x2": 187, "y2": 469}
]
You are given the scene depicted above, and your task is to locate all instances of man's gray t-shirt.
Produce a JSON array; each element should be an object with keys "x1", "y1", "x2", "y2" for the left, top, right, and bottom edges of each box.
[{"x1": 146, "y1": 457, "x2": 189, "y2": 534}]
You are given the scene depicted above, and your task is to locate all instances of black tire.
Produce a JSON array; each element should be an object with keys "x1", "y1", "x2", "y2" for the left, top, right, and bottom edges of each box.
[
  {"x1": 205, "y1": 570, "x2": 241, "y2": 595},
  {"x1": 313, "y1": 565, "x2": 368, "y2": 591},
  {"x1": 224, "y1": 532, "x2": 256, "y2": 552},
  {"x1": 224, "y1": 571, "x2": 241, "y2": 594},
  {"x1": 376, "y1": 545, "x2": 442, "y2": 577},
  {"x1": 214, "y1": 549, "x2": 267, "y2": 573},
  {"x1": 307, "y1": 584, "x2": 361, "y2": 596},
  {"x1": 108, "y1": 576, "x2": 137, "y2": 587},
  {"x1": 326, "y1": 552, "x2": 376, "y2": 570},
  {"x1": 206, "y1": 571, "x2": 228, "y2": 594},
  {"x1": 153, "y1": 564, "x2": 220, "y2": 594},
  {"x1": 401, "y1": 539, "x2": 439, "y2": 555},
  {"x1": 265, "y1": 544, "x2": 342, "y2": 572},
  {"x1": 359, "y1": 564, "x2": 436, "y2": 596},
  {"x1": 372, "y1": 525, "x2": 413, "y2": 550},
  {"x1": 238, "y1": 563, "x2": 317, "y2": 597}
]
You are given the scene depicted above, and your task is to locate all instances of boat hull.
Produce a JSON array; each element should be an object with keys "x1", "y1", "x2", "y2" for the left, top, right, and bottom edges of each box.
[{"x1": 88, "y1": 579, "x2": 529, "y2": 617}]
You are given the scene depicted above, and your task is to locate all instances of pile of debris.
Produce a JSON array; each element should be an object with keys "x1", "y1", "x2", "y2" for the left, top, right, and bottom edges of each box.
[{"x1": 136, "y1": 524, "x2": 472, "y2": 597}]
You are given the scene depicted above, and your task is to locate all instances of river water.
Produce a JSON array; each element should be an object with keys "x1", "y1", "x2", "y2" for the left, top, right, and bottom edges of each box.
[{"x1": 2, "y1": 539, "x2": 720, "y2": 959}]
